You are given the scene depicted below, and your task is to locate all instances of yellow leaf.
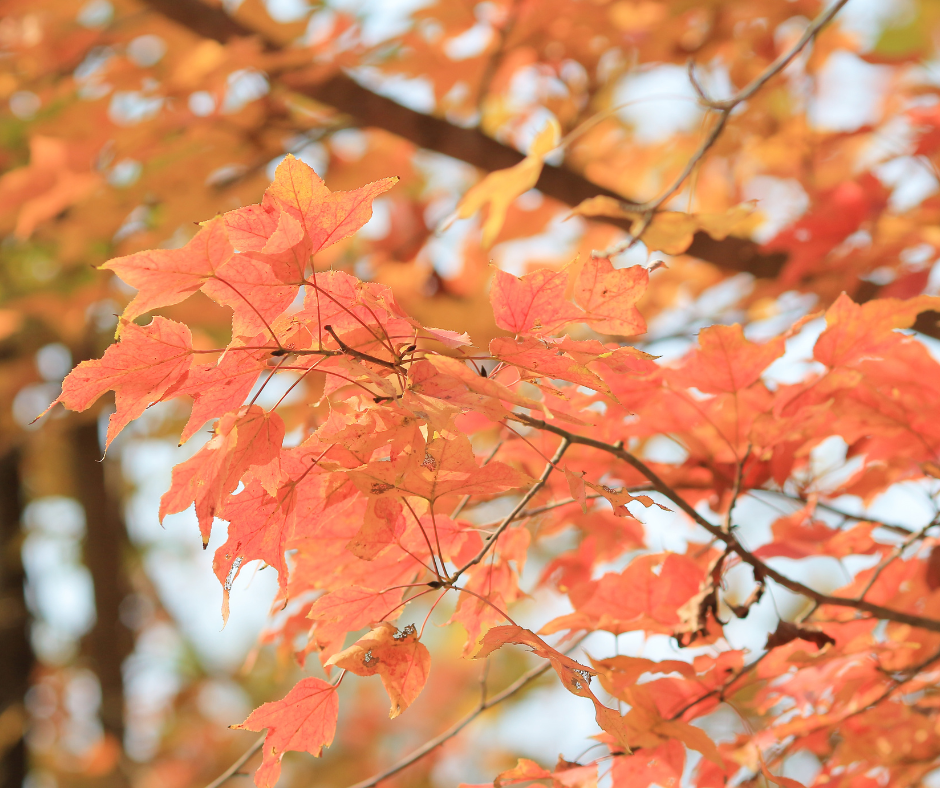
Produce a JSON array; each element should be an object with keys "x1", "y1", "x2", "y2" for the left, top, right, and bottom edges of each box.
[
  {"x1": 450, "y1": 118, "x2": 561, "y2": 247},
  {"x1": 639, "y1": 212, "x2": 700, "y2": 255},
  {"x1": 697, "y1": 202, "x2": 762, "y2": 240},
  {"x1": 567, "y1": 199, "x2": 760, "y2": 255},
  {"x1": 567, "y1": 195, "x2": 632, "y2": 221}
]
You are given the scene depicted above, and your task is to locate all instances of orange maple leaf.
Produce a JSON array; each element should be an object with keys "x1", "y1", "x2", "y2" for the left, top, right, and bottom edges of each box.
[
  {"x1": 669, "y1": 323, "x2": 785, "y2": 395},
  {"x1": 327, "y1": 622, "x2": 431, "y2": 718},
  {"x1": 51, "y1": 316, "x2": 193, "y2": 447},
  {"x1": 572, "y1": 257, "x2": 648, "y2": 337},
  {"x1": 102, "y1": 216, "x2": 233, "y2": 322},
  {"x1": 159, "y1": 405, "x2": 283, "y2": 545},
  {"x1": 490, "y1": 266, "x2": 584, "y2": 335},
  {"x1": 233, "y1": 677, "x2": 338, "y2": 788}
]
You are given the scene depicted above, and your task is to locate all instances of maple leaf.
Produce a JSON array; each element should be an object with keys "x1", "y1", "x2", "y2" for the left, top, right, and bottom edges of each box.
[
  {"x1": 412, "y1": 355, "x2": 546, "y2": 420},
  {"x1": 50, "y1": 316, "x2": 193, "y2": 447},
  {"x1": 345, "y1": 496, "x2": 406, "y2": 560},
  {"x1": 349, "y1": 431, "x2": 534, "y2": 503},
  {"x1": 224, "y1": 192, "x2": 304, "y2": 255},
  {"x1": 564, "y1": 466, "x2": 587, "y2": 513},
  {"x1": 542, "y1": 553, "x2": 704, "y2": 636},
  {"x1": 669, "y1": 323, "x2": 784, "y2": 395},
  {"x1": 233, "y1": 677, "x2": 338, "y2": 788},
  {"x1": 159, "y1": 406, "x2": 284, "y2": 545},
  {"x1": 200, "y1": 250, "x2": 302, "y2": 339},
  {"x1": 306, "y1": 586, "x2": 403, "y2": 634},
  {"x1": 102, "y1": 216, "x2": 233, "y2": 322},
  {"x1": 489, "y1": 336, "x2": 613, "y2": 396},
  {"x1": 572, "y1": 258, "x2": 648, "y2": 336},
  {"x1": 163, "y1": 339, "x2": 273, "y2": 444},
  {"x1": 213, "y1": 480, "x2": 286, "y2": 623},
  {"x1": 448, "y1": 118, "x2": 560, "y2": 247},
  {"x1": 490, "y1": 266, "x2": 584, "y2": 334},
  {"x1": 230, "y1": 154, "x2": 399, "y2": 259},
  {"x1": 327, "y1": 622, "x2": 431, "y2": 717},
  {"x1": 813, "y1": 292, "x2": 940, "y2": 368}
]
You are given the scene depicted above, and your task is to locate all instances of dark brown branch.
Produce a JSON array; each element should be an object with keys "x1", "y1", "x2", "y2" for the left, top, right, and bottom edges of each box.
[
  {"x1": 135, "y1": 0, "x2": 787, "y2": 277},
  {"x1": 514, "y1": 413, "x2": 940, "y2": 635}
]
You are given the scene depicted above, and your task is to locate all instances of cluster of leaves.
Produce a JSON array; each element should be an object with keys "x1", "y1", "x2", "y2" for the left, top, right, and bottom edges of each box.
[{"x1": 48, "y1": 152, "x2": 940, "y2": 788}]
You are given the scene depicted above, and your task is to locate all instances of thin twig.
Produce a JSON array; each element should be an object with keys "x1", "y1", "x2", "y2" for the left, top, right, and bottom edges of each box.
[
  {"x1": 514, "y1": 413, "x2": 940, "y2": 634},
  {"x1": 859, "y1": 516, "x2": 939, "y2": 600},
  {"x1": 342, "y1": 637, "x2": 586, "y2": 788},
  {"x1": 323, "y1": 325, "x2": 401, "y2": 370},
  {"x1": 751, "y1": 489, "x2": 914, "y2": 536},
  {"x1": 451, "y1": 437, "x2": 570, "y2": 581},
  {"x1": 643, "y1": 0, "x2": 850, "y2": 213},
  {"x1": 204, "y1": 736, "x2": 265, "y2": 788},
  {"x1": 595, "y1": 0, "x2": 851, "y2": 258},
  {"x1": 725, "y1": 444, "x2": 750, "y2": 533},
  {"x1": 477, "y1": 486, "x2": 654, "y2": 525}
]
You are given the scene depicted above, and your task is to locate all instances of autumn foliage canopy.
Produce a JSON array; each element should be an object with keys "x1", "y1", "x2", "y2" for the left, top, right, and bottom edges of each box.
[
  {"x1": 47, "y1": 142, "x2": 940, "y2": 786},
  {"x1": 11, "y1": 0, "x2": 940, "y2": 786}
]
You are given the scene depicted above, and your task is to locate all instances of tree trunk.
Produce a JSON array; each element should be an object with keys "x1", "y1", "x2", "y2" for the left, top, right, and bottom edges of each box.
[
  {"x1": 0, "y1": 448, "x2": 30, "y2": 788},
  {"x1": 71, "y1": 421, "x2": 134, "y2": 748}
]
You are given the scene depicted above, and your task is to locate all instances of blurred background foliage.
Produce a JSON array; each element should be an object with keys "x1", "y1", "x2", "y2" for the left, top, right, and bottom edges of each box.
[{"x1": 3, "y1": 0, "x2": 940, "y2": 787}]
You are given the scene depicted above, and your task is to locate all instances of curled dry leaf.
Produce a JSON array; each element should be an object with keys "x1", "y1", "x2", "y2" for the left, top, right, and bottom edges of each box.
[{"x1": 326, "y1": 622, "x2": 431, "y2": 718}]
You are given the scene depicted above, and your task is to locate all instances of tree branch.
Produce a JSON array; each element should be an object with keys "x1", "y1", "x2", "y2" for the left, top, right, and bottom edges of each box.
[
  {"x1": 514, "y1": 413, "x2": 940, "y2": 634},
  {"x1": 342, "y1": 638, "x2": 584, "y2": 788},
  {"x1": 599, "y1": 0, "x2": 851, "y2": 259},
  {"x1": 204, "y1": 734, "x2": 264, "y2": 788},
  {"x1": 135, "y1": 0, "x2": 787, "y2": 277},
  {"x1": 751, "y1": 489, "x2": 915, "y2": 537},
  {"x1": 323, "y1": 325, "x2": 402, "y2": 370},
  {"x1": 451, "y1": 437, "x2": 570, "y2": 582}
]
